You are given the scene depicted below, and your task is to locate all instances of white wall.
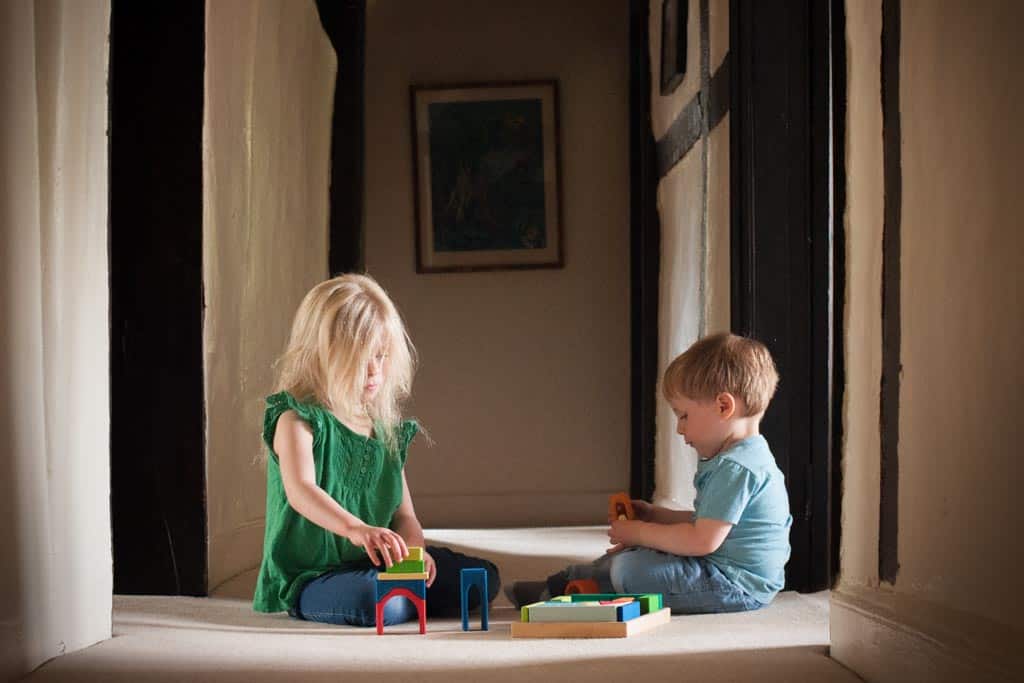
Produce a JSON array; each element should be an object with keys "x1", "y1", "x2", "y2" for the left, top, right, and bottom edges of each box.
[
  {"x1": 364, "y1": 0, "x2": 631, "y2": 526},
  {"x1": 204, "y1": 0, "x2": 335, "y2": 592},
  {"x1": 831, "y1": 1, "x2": 1024, "y2": 680},
  {"x1": 0, "y1": 0, "x2": 112, "y2": 678},
  {"x1": 649, "y1": 0, "x2": 730, "y2": 510}
]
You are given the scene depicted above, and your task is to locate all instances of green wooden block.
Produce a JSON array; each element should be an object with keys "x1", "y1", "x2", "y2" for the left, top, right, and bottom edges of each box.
[
  {"x1": 388, "y1": 559, "x2": 426, "y2": 574},
  {"x1": 521, "y1": 601, "x2": 546, "y2": 623}
]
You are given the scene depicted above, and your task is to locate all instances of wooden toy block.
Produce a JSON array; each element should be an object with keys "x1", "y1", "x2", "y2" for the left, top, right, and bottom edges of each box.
[
  {"x1": 510, "y1": 607, "x2": 671, "y2": 638},
  {"x1": 520, "y1": 601, "x2": 547, "y2": 623},
  {"x1": 608, "y1": 492, "x2": 635, "y2": 521},
  {"x1": 459, "y1": 568, "x2": 489, "y2": 631},
  {"x1": 375, "y1": 571, "x2": 427, "y2": 635},
  {"x1": 569, "y1": 593, "x2": 663, "y2": 614},
  {"x1": 375, "y1": 586, "x2": 426, "y2": 635},
  {"x1": 527, "y1": 600, "x2": 641, "y2": 623},
  {"x1": 375, "y1": 577, "x2": 426, "y2": 600},
  {"x1": 388, "y1": 559, "x2": 426, "y2": 574},
  {"x1": 377, "y1": 571, "x2": 429, "y2": 581},
  {"x1": 405, "y1": 547, "x2": 424, "y2": 561},
  {"x1": 564, "y1": 579, "x2": 600, "y2": 595}
]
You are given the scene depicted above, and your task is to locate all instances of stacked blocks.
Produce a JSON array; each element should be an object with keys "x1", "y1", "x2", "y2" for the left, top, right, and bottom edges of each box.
[
  {"x1": 459, "y1": 568, "x2": 489, "y2": 631},
  {"x1": 375, "y1": 546, "x2": 427, "y2": 635},
  {"x1": 512, "y1": 593, "x2": 670, "y2": 639}
]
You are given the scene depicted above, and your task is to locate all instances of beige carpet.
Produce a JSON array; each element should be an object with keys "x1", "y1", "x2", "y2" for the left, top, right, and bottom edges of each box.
[{"x1": 25, "y1": 528, "x2": 861, "y2": 682}]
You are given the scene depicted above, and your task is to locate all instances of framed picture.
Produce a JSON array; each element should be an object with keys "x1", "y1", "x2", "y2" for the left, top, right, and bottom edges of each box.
[
  {"x1": 660, "y1": 0, "x2": 688, "y2": 95},
  {"x1": 410, "y1": 80, "x2": 563, "y2": 273}
]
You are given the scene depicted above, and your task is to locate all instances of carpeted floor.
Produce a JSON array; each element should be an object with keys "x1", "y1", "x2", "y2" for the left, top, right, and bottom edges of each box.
[{"x1": 24, "y1": 527, "x2": 862, "y2": 682}]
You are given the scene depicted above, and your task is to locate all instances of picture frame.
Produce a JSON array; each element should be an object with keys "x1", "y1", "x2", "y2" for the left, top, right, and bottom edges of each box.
[
  {"x1": 410, "y1": 80, "x2": 563, "y2": 273},
  {"x1": 660, "y1": 0, "x2": 688, "y2": 96}
]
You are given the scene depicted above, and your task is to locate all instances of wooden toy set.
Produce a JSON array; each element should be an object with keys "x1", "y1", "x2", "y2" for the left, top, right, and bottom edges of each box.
[
  {"x1": 375, "y1": 548, "x2": 490, "y2": 635},
  {"x1": 376, "y1": 495, "x2": 669, "y2": 638},
  {"x1": 511, "y1": 592, "x2": 670, "y2": 639}
]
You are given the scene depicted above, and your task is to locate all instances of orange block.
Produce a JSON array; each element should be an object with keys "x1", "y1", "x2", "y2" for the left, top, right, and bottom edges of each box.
[
  {"x1": 565, "y1": 579, "x2": 600, "y2": 595},
  {"x1": 608, "y1": 493, "x2": 635, "y2": 521}
]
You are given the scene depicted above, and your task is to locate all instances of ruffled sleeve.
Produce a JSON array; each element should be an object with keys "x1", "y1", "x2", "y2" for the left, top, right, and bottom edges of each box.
[
  {"x1": 262, "y1": 391, "x2": 323, "y2": 458},
  {"x1": 396, "y1": 419, "x2": 419, "y2": 467}
]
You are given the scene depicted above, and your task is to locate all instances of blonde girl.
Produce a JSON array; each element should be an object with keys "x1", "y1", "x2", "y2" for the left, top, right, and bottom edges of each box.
[{"x1": 253, "y1": 274, "x2": 498, "y2": 626}]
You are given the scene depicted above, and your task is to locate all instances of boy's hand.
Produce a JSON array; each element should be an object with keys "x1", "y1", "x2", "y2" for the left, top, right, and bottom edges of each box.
[
  {"x1": 606, "y1": 498, "x2": 654, "y2": 523},
  {"x1": 423, "y1": 549, "x2": 437, "y2": 587},
  {"x1": 629, "y1": 499, "x2": 654, "y2": 522},
  {"x1": 606, "y1": 519, "x2": 645, "y2": 553}
]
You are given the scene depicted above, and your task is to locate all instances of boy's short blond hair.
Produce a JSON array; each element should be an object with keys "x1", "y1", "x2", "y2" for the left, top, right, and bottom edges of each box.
[{"x1": 662, "y1": 333, "x2": 779, "y2": 416}]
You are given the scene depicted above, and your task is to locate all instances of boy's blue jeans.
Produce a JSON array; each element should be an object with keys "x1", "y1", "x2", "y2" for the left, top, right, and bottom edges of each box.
[
  {"x1": 550, "y1": 547, "x2": 765, "y2": 614},
  {"x1": 290, "y1": 546, "x2": 500, "y2": 627}
]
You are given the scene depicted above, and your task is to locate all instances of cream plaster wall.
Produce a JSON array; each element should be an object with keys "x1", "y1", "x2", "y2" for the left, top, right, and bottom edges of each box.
[
  {"x1": 204, "y1": 0, "x2": 335, "y2": 591},
  {"x1": 654, "y1": 152, "x2": 705, "y2": 508},
  {"x1": 836, "y1": 0, "x2": 885, "y2": 591},
  {"x1": 364, "y1": 0, "x2": 630, "y2": 526},
  {"x1": 897, "y1": 0, "x2": 1022, "y2": 629},
  {"x1": 0, "y1": 1, "x2": 111, "y2": 677},
  {"x1": 705, "y1": 115, "x2": 730, "y2": 336},
  {"x1": 832, "y1": 1, "x2": 1024, "y2": 680},
  {"x1": 649, "y1": 0, "x2": 729, "y2": 509}
]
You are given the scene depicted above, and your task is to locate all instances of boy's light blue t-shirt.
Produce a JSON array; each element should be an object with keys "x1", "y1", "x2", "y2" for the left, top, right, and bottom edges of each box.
[{"x1": 694, "y1": 435, "x2": 792, "y2": 604}]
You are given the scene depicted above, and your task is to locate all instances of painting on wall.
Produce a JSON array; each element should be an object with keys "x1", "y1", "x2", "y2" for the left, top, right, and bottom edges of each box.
[{"x1": 410, "y1": 81, "x2": 563, "y2": 273}]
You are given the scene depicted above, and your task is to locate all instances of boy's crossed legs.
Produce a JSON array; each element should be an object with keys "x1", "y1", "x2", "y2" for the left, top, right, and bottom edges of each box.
[{"x1": 512, "y1": 548, "x2": 763, "y2": 615}]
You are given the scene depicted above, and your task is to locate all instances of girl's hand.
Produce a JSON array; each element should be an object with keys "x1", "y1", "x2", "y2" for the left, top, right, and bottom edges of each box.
[
  {"x1": 606, "y1": 519, "x2": 644, "y2": 554},
  {"x1": 348, "y1": 524, "x2": 409, "y2": 568},
  {"x1": 423, "y1": 549, "x2": 437, "y2": 587}
]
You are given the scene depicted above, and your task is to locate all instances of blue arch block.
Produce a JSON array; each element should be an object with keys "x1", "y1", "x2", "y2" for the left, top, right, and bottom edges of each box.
[{"x1": 460, "y1": 568, "x2": 488, "y2": 631}]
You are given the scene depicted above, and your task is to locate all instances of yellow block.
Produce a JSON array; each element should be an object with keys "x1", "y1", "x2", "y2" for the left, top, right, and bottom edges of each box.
[
  {"x1": 406, "y1": 547, "x2": 424, "y2": 561},
  {"x1": 377, "y1": 571, "x2": 428, "y2": 581}
]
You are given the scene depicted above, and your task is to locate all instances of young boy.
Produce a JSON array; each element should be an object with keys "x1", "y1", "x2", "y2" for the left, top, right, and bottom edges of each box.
[{"x1": 509, "y1": 333, "x2": 792, "y2": 613}]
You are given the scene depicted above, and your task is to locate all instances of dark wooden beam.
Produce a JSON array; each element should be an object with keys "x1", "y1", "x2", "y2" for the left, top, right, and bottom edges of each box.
[
  {"x1": 316, "y1": 0, "x2": 366, "y2": 275},
  {"x1": 109, "y1": 0, "x2": 207, "y2": 596},
  {"x1": 879, "y1": 0, "x2": 902, "y2": 584},
  {"x1": 630, "y1": 0, "x2": 660, "y2": 501}
]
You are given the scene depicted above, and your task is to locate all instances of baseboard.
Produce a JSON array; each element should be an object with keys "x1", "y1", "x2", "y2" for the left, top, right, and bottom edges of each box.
[
  {"x1": 830, "y1": 586, "x2": 1022, "y2": 682},
  {"x1": 414, "y1": 491, "x2": 616, "y2": 528}
]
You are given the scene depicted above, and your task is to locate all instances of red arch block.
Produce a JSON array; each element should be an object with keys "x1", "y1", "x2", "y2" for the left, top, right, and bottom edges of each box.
[{"x1": 375, "y1": 586, "x2": 426, "y2": 635}]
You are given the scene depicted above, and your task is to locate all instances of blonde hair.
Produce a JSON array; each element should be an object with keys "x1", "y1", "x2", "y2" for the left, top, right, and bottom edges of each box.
[
  {"x1": 274, "y1": 273, "x2": 416, "y2": 453},
  {"x1": 661, "y1": 333, "x2": 779, "y2": 416}
]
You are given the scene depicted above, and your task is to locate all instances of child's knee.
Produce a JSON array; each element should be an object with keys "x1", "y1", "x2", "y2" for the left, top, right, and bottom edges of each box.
[{"x1": 608, "y1": 549, "x2": 660, "y2": 593}]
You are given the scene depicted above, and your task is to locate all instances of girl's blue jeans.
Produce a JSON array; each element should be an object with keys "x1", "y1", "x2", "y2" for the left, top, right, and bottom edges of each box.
[
  {"x1": 549, "y1": 547, "x2": 765, "y2": 614},
  {"x1": 290, "y1": 545, "x2": 500, "y2": 627}
]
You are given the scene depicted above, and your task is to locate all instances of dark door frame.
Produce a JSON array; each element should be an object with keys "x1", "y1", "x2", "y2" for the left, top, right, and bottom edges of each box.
[
  {"x1": 729, "y1": 0, "x2": 845, "y2": 591},
  {"x1": 629, "y1": 0, "x2": 661, "y2": 503},
  {"x1": 109, "y1": 0, "x2": 208, "y2": 595},
  {"x1": 317, "y1": 0, "x2": 367, "y2": 275}
]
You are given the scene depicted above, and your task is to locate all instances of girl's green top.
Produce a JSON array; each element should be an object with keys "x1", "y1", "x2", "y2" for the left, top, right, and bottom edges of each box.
[{"x1": 253, "y1": 391, "x2": 418, "y2": 613}]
